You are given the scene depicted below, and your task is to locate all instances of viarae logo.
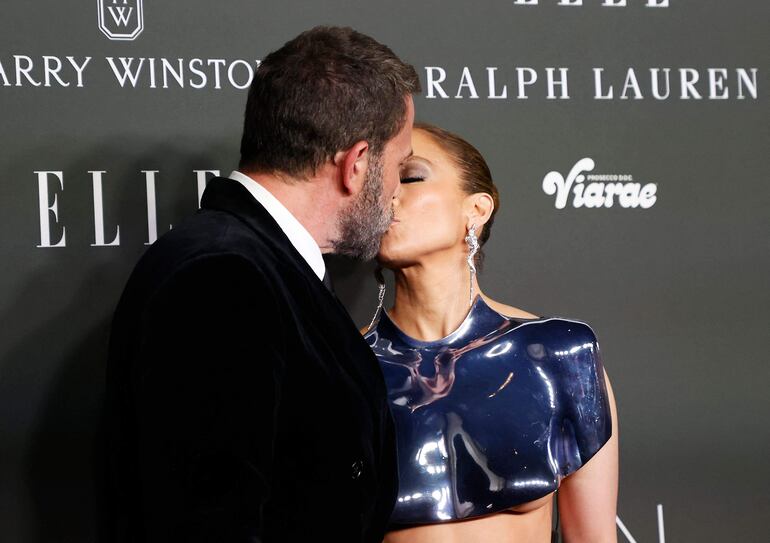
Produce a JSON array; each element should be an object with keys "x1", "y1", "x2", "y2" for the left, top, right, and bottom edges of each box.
[
  {"x1": 97, "y1": 0, "x2": 144, "y2": 41},
  {"x1": 542, "y1": 158, "x2": 657, "y2": 209}
]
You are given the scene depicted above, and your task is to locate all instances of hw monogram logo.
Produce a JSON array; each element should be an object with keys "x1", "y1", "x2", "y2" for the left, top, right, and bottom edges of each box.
[{"x1": 97, "y1": 0, "x2": 144, "y2": 41}]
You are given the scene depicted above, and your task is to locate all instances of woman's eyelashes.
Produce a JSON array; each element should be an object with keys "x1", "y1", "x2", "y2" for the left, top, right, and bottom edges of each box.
[{"x1": 400, "y1": 175, "x2": 425, "y2": 184}]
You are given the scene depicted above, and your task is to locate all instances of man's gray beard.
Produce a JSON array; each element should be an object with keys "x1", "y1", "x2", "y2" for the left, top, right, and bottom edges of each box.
[{"x1": 332, "y1": 155, "x2": 393, "y2": 260}]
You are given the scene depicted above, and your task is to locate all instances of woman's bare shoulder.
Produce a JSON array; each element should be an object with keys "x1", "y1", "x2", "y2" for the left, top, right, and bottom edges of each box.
[{"x1": 482, "y1": 295, "x2": 540, "y2": 319}]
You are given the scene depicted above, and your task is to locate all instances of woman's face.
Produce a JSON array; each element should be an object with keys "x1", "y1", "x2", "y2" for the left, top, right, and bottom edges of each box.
[{"x1": 378, "y1": 129, "x2": 470, "y2": 269}]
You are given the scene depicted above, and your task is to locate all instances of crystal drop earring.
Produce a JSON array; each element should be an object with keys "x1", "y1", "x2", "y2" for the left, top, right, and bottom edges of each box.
[
  {"x1": 465, "y1": 224, "x2": 479, "y2": 306},
  {"x1": 366, "y1": 266, "x2": 386, "y2": 333}
]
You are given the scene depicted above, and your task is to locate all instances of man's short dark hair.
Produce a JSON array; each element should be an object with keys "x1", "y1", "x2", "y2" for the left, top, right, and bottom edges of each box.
[{"x1": 239, "y1": 26, "x2": 421, "y2": 176}]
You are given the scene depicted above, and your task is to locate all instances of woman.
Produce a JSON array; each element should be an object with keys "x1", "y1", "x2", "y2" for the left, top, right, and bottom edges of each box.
[{"x1": 364, "y1": 124, "x2": 619, "y2": 542}]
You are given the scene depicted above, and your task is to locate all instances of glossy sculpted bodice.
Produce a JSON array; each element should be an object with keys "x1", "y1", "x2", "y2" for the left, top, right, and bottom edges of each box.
[{"x1": 364, "y1": 296, "x2": 612, "y2": 524}]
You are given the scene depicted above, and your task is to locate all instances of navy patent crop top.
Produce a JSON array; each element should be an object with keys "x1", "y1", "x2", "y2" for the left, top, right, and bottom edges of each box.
[{"x1": 365, "y1": 295, "x2": 612, "y2": 524}]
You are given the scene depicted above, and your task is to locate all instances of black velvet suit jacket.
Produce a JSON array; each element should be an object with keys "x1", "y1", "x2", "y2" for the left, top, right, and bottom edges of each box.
[{"x1": 104, "y1": 177, "x2": 397, "y2": 542}]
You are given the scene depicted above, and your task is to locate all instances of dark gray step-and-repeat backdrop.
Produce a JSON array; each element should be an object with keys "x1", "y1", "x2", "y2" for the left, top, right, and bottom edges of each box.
[{"x1": 1, "y1": 1, "x2": 767, "y2": 541}]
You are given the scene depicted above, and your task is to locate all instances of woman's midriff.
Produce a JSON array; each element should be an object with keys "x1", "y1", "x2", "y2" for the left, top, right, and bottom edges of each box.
[{"x1": 383, "y1": 493, "x2": 554, "y2": 543}]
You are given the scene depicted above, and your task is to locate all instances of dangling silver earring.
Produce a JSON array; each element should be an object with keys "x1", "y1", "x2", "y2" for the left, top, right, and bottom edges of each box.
[
  {"x1": 465, "y1": 224, "x2": 479, "y2": 306},
  {"x1": 366, "y1": 266, "x2": 386, "y2": 333}
]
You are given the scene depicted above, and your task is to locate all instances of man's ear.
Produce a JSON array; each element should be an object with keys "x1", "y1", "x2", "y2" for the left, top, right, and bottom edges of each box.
[
  {"x1": 465, "y1": 192, "x2": 495, "y2": 230},
  {"x1": 333, "y1": 140, "x2": 370, "y2": 196}
]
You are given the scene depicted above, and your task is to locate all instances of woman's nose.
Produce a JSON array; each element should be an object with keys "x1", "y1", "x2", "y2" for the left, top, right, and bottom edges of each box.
[{"x1": 391, "y1": 181, "x2": 402, "y2": 200}]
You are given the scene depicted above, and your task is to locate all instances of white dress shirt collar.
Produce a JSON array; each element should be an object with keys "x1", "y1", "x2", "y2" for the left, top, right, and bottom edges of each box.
[{"x1": 228, "y1": 170, "x2": 326, "y2": 281}]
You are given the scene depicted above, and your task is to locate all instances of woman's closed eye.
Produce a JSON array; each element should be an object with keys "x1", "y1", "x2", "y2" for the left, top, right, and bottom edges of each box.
[
  {"x1": 400, "y1": 158, "x2": 431, "y2": 183},
  {"x1": 400, "y1": 176, "x2": 425, "y2": 184}
]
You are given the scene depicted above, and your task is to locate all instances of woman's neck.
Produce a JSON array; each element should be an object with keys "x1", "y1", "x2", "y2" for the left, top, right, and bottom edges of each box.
[{"x1": 388, "y1": 255, "x2": 482, "y2": 342}]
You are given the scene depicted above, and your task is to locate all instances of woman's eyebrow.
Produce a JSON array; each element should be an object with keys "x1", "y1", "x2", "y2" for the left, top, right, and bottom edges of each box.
[{"x1": 407, "y1": 156, "x2": 433, "y2": 166}]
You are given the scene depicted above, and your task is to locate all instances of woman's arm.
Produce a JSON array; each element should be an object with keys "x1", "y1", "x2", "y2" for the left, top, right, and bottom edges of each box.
[{"x1": 557, "y1": 370, "x2": 619, "y2": 543}]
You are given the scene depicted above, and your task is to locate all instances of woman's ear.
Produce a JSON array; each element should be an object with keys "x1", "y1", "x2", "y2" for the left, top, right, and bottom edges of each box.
[{"x1": 465, "y1": 192, "x2": 495, "y2": 230}]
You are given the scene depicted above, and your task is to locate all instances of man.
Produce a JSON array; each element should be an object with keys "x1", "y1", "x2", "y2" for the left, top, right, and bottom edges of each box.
[{"x1": 104, "y1": 26, "x2": 420, "y2": 542}]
